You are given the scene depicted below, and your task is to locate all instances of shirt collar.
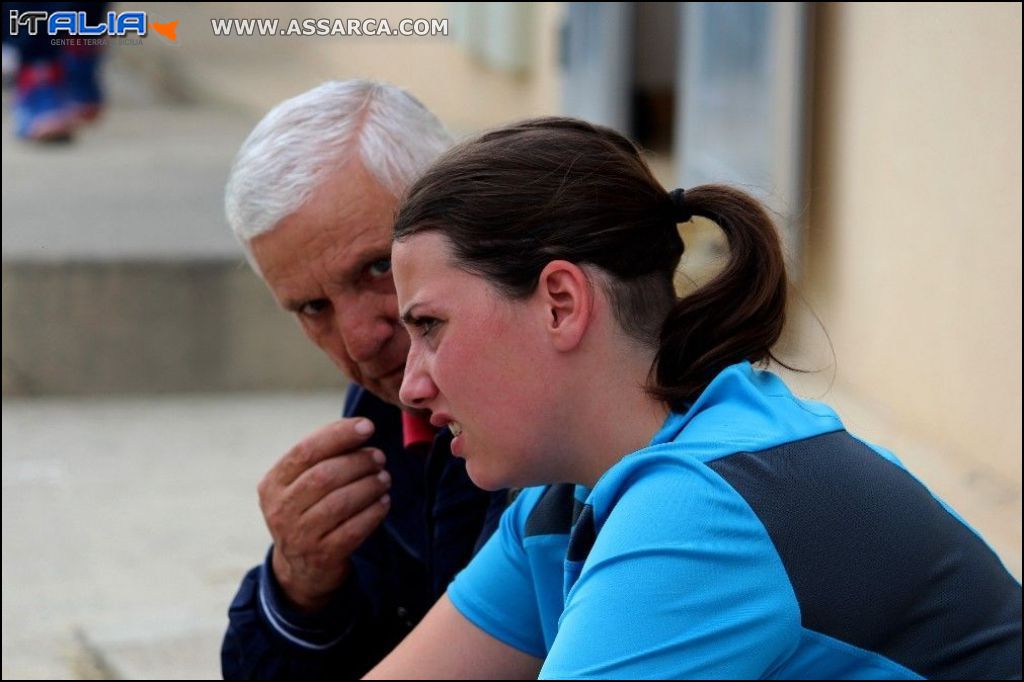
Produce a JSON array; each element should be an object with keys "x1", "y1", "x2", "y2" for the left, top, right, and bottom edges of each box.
[{"x1": 401, "y1": 410, "x2": 437, "y2": 450}]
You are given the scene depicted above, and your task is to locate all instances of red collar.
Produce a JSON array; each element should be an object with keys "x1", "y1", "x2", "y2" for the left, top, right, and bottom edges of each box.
[{"x1": 401, "y1": 411, "x2": 437, "y2": 450}]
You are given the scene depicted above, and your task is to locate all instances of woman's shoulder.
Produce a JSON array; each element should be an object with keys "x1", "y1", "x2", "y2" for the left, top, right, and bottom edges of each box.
[{"x1": 588, "y1": 447, "x2": 762, "y2": 542}]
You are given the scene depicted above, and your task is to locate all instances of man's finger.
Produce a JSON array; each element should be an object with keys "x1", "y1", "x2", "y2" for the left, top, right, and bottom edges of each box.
[
  {"x1": 301, "y1": 469, "x2": 393, "y2": 539},
  {"x1": 271, "y1": 418, "x2": 376, "y2": 486},
  {"x1": 320, "y1": 492, "x2": 392, "y2": 557},
  {"x1": 278, "y1": 448, "x2": 385, "y2": 516}
]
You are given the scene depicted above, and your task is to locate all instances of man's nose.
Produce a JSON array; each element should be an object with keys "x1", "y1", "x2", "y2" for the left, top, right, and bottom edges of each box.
[{"x1": 336, "y1": 296, "x2": 399, "y2": 363}]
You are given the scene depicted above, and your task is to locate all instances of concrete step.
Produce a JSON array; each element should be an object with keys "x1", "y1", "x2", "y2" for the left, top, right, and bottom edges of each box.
[{"x1": 2, "y1": 260, "x2": 340, "y2": 395}]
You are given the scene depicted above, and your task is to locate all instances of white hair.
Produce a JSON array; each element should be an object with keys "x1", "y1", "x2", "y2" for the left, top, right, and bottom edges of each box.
[{"x1": 224, "y1": 80, "x2": 453, "y2": 246}]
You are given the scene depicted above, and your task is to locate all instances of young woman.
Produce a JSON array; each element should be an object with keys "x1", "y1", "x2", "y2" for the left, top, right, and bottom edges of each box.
[{"x1": 366, "y1": 118, "x2": 1021, "y2": 679}]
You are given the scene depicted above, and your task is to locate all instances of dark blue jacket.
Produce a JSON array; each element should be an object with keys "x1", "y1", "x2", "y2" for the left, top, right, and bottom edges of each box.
[{"x1": 221, "y1": 385, "x2": 507, "y2": 679}]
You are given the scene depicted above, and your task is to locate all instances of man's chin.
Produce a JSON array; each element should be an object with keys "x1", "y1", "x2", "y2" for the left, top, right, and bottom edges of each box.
[
  {"x1": 365, "y1": 372, "x2": 405, "y2": 408},
  {"x1": 364, "y1": 376, "x2": 429, "y2": 418}
]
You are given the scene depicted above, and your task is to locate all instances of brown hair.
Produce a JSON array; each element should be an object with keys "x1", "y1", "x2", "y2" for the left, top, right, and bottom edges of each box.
[{"x1": 393, "y1": 117, "x2": 787, "y2": 411}]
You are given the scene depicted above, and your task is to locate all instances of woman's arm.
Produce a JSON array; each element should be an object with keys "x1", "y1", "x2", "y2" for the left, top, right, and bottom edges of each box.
[{"x1": 365, "y1": 593, "x2": 543, "y2": 680}]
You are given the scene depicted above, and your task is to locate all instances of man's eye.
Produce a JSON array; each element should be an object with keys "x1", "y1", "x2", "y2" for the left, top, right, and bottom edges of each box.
[
  {"x1": 368, "y1": 258, "x2": 392, "y2": 278},
  {"x1": 299, "y1": 299, "x2": 329, "y2": 317}
]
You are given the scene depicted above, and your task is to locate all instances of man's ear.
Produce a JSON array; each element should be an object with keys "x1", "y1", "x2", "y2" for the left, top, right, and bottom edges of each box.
[{"x1": 536, "y1": 260, "x2": 593, "y2": 352}]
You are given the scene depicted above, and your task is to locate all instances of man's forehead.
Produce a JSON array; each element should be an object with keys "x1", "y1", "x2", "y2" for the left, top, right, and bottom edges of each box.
[
  {"x1": 311, "y1": 171, "x2": 397, "y2": 252},
  {"x1": 291, "y1": 191, "x2": 393, "y2": 264},
  {"x1": 255, "y1": 222, "x2": 388, "y2": 303},
  {"x1": 315, "y1": 225, "x2": 392, "y2": 283},
  {"x1": 256, "y1": 160, "x2": 399, "y2": 277},
  {"x1": 311, "y1": 159, "x2": 398, "y2": 218},
  {"x1": 333, "y1": 215, "x2": 392, "y2": 250}
]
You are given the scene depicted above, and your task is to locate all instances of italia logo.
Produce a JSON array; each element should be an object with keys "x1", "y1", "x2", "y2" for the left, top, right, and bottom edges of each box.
[{"x1": 8, "y1": 10, "x2": 178, "y2": 42}]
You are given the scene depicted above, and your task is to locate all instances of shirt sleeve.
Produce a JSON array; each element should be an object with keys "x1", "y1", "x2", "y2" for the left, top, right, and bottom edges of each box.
[
  {"x1": 221, "y1": 547, "x2": 402, "y2": 679},
  {"x1": 221, "y1": 385, "x2": 424, "y2": 679},
  {"x1": 447, "y1": 486, "x2": 550, "y2": 658},
  {"x1": 540, "y1": 460, "x2": 802, "y2": 679}
]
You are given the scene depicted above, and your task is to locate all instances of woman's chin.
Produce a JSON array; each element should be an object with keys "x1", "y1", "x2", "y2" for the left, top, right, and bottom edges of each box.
[{"x1": 465, "y1": 460, "x2": 508, "y2": 493}]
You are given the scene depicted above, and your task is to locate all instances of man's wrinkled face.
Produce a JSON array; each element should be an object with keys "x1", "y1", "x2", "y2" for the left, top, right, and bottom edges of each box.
[{"x1": 249, "y1": 161, "x2": 409, "y2": 405}]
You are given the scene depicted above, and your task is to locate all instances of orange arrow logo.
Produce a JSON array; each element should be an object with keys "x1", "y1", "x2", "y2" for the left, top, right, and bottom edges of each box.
[{"x1": 150, "y1": 20, "x2": 178, "y2": 41}]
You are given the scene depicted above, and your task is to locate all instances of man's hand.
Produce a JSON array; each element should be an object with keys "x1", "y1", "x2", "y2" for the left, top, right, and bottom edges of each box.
[{"x1": 258, "y1": 418, "x2": 392, "y2": 613}]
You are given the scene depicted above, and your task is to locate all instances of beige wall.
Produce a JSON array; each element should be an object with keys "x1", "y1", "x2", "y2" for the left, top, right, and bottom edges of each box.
[
  {"x1": 804, "y1": 3, "x2": 1022, "y2": 482},
  {"x1": 145, "y1": 2, "x2": 563, "y2": 134}
]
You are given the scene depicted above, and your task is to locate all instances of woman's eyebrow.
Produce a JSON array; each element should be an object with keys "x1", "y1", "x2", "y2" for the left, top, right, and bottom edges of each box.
[{"x1": 400, "y1": 303, "x2": 424, "y2": 328}]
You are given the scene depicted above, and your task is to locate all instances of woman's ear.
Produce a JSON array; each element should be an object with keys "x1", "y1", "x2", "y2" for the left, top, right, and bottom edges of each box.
[{"x1": 536, "y1": 260, "x2": 593, "y2": 352}]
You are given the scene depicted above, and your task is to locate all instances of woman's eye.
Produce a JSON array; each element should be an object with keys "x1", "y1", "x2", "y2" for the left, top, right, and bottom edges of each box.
[
  {"x1": 418, "y1": 317, "x2": 441, "y2": 337},
  {"x1": 368, "y1": 258, "x2": 392, "y2": 278}
]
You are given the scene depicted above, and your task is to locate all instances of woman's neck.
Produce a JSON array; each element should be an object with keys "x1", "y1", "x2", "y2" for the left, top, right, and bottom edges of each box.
[{"x1": 563, "y1": 343, "x2": 670, "y2": 489}]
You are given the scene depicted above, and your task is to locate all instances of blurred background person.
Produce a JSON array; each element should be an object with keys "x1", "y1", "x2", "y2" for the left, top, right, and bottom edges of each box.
[{"x1": 3, "y1": 2, "x2": 107, "y2": 141}]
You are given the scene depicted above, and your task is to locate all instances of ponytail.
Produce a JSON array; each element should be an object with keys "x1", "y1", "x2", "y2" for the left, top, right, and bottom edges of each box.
[{"x1": 650, "y1": 185, "x2": 788, "y2": 411}]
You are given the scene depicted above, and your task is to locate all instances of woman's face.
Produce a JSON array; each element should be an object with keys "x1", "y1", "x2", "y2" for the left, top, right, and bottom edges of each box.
[{"x1": 393, "y1": 232, "x2": 563, "y2": 491}]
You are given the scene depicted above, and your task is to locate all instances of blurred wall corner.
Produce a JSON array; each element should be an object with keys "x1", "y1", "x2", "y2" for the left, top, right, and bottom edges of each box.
[
  {"x1": 802, "y1": 2, "x2": 1022, "y2": 486},
  {"x1": 450, "y1": 2, "x2": 536, "y2": 75}
]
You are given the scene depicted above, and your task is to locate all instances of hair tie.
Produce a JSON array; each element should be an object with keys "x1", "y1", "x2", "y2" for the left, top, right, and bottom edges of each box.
[{"x1": 669, "y1": 188, "x2": 693, "y2": 223}]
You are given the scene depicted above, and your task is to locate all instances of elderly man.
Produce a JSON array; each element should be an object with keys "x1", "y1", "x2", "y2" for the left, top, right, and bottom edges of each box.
[{"x1": 220, "y1": 80, "x2": 507, "y2": 679}]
